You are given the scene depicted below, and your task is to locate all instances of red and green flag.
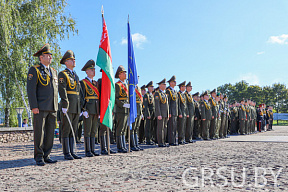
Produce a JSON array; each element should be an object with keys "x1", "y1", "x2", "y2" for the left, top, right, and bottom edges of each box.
[{"x1": 96, "y1": 12, "x2": 115, "y2": 130}]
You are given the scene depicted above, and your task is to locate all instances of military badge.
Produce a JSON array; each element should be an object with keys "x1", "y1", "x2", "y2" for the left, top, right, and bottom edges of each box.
[
  {"x1": 28, "y1": 74, "x2": 33, "y2": 80},
  {"x1": 59, "y1": 78, "x2": 64, "y2": 83}
]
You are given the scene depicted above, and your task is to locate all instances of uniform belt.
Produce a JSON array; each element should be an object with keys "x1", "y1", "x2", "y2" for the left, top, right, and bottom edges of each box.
[
  {"x1": 119, "y1": 98, "x2": 128, "y2": 100},
  {"x1": 67, "y1": 91, "x2": 79, "y2": 95},
  {"x1": 85, "y1": 96, "x2": 98, "y2": 101},
  {"x1": 136, "y1": 101, "x2": 141, "y2": 103}
]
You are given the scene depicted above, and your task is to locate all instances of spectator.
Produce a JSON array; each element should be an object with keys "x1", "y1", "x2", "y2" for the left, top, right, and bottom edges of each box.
[{"x1": 22, "y1": 119, "x2": 28, "y2": 127}]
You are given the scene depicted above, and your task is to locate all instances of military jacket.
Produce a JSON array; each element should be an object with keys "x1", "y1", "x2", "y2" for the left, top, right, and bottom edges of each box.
[
  {"x1": 115, "y1": 80, "x2": 129, "y2": 114},
  {"x1": 194, "y1": 100, "x2": 201, "y2": 119},
  {"x1": 80, "y1": 78, "x2": 99, "y2": 115},
  {"x1": 166, "y1": 86, "x2": 178, "y2": 116},
  {"x1": 238, "y1": 104, "x2": 246, "y2": 120},
  {"x1": 177, "y1": 91, "x2": 188, "y2": 116},
  {"x1": 185, "y1": 92, "x2": 195, "y2": 116},
  {"x1": 209, "y1": 97, "x2": 217, "y2": 118},
  {"x1": 245, "y1": 105, "x2": 251, "y2": 120},
  {"x1": 230, "y1": 107, "x2": 238, "y2": 120},
  {"x1": 27, "y1": 63, "x2": 58, "y2": 112},
  {"x1": 143, "y1": 91, "x2": 155, "y2": 118},
  {"x1": 135, "y1": 86, "x2": 143, "y2": 116},
  {"x1": 154, "y1": 90, "x2": 169, "y2": 118},
  {"x1": 200, "y1": 100, "x2": 212, "y2": 120},
  {"x1": 58, "y1": 68, "x2": 81, "y2": 114}
]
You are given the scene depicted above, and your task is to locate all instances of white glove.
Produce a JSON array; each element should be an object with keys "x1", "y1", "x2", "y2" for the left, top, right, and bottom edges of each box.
[
  {"x1": 83, "y1": 111, "x2": 89, "y2": 118},
  {"x1": 80, "y1": 112, "x2": 83, "y2": 117},
  {"x1": 62, "y1": 108, "x2": 68, "y2": 114},
  {"x1": 123, "y1": 103, "x2": 130, "y2": 108}
]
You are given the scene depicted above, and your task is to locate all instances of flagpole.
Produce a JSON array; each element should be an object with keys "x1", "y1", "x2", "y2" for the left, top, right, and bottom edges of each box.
[{"x1": 127, "y1": 79, "x2": 131, "y2": 153}]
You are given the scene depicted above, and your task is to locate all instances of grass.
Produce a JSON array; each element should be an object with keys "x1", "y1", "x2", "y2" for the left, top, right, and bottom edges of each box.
[{"x1": 273, "y1": 120, "x2": 288, "y2": 126}]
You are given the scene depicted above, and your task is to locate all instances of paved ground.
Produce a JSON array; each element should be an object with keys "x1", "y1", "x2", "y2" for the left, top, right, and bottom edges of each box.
[{"x1": 1, "y1": 127, "x2": 288, "y2": 191}]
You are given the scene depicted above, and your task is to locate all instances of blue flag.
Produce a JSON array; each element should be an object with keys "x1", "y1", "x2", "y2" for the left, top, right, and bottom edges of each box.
[{"x1": 128, "y1": 21, "x2": 138, "y2": 130}]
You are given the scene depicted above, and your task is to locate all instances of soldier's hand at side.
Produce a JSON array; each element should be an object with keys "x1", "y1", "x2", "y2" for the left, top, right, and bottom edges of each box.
[
  {"x1": 147, "y1": 116, "x2": 151, "y2": 119},
  {"x1": 179, "y1": 115, "x2": 183, "y2": 118},
  {"x1": 195, "y1": 117, "x2": 198, "y2": 120},
  {"x1": 212, "y1": 116, "x2": 214, "y2": 119},
  {"x1": 123, "y1": 103, "x2": 130, "y2": 108},
  {"x1": 32, "y1": 108, "x2": 39, "y2": 114},
  {"x1": 169, "y1": 114, "x2": 172, "y2": 118},
  {"x1": 158, "y1": 116, "x2": 162, "y2": 120},
  {"x1": 83, "y1": 111, "x2": 89, "y2": 118},
  {"x1": 62, "y1": 108, "x2": 68, "y2": 114},
  {"x1": 187, "y1": 115, "x2": 189, "y2": 118},
  {"x1": 202, "y1": 119, "x2": 206, "y2": 121},
  {"x1": 57, "y1": 121, "x2": 61, "y2": 124}
]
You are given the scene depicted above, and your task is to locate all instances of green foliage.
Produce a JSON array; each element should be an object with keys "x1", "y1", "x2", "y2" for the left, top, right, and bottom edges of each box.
[
  {"x1": 217, "y1": 81, "x2": 288, "y2": 113},
  {"x1": 0, "y1": 0, "x2": 77, "y2": 126}
]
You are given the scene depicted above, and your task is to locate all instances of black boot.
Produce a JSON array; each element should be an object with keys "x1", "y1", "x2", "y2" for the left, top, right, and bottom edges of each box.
[
  {"x1": 62, "y1": 137, "x2": 73, "y2": 160},
  {"x1": 122, "y1": 135, "x2": 130, "y2": 152},
  {"x1": 84, "y1": 137, "x2": 93, "y2": 157},
  {"x1": 105, "y1": 135, "x2": 117, "y2": 154},
  {"x1": 116, "y1": 136, "x2": 127, "y2": 153},
  {"x1": 69, "y1": 137, "x2": 82, "y2": 159},
  {"x1": 134, "y1": 133, "x2": 143, "y2": 151},
  {"x1": 100, "y1": 136, "x2": 109, "y2": 155},
  {"x1": 90, "y1": 137, "x2": 100, "y2": 156},
  {"x1": 130, "y1": 133, "x2": 139, "y2": 151}
]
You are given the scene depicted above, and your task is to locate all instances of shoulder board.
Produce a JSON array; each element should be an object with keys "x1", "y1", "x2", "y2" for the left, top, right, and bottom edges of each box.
[
  {"x1": 33, "y1": 64, "x2": 40, "y2": 68},
  {"x1": 50, "y1": 67, "x2": 56, "y2": 71}
]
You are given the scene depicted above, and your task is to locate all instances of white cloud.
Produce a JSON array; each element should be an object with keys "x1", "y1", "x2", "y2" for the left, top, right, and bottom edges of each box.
[
  {"x1": 121, "y1": 33, "x2": 147, "y2": 48},
  {"x1": 267, "y1": 34, "x2": 288, "y2": 44},
  {"x1": 257, "y1": 51, "x2": 265, "y2": 55},
  {"x1": 239, "y1": 73, "x2": 260, "y2": 85}
]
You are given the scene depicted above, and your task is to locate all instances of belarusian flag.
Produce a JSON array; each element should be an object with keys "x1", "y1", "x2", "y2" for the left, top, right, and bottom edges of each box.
[{"x1": 96, "y1": 12, "x2": 115, "y2": 130}]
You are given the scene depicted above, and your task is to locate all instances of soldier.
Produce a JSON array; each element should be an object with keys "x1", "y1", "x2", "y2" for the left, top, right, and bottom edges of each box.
[
  {"x1": 79, "y1": 60, "x2": 101, "y2": 157},
  {"x1": 268, "y1": 105, "x2": 274, "y2": 130},
  {"x1": 230, "y1": 101, "x2": 238, "y2": 134},
  {"x1": 115, "y1": 65, "x2": 130, "y2": 153},
  {"x1": 208, "y1": 89, "x2": 217, "y2": 140},
  {"x1": 218, "y1": 93, "x2": 225, "y2": 139},
  {"x1": 185, "y1": 82, "x2": 195, "y2": 143},
  {"x1": 193, "y1": 92, "x2": 201, "y2": 140},
  {"x1": 138, "y1": 85, "x2": 146, "y2": 144},
  {"x1": 249, "y1": 99, "x2": 256, "y2": 134},
  {"x1": 177, "y1": 81, "x2": 188, "y2": 144},
  {"x1": 166, "y1": 76, "x2": 178, "y2": 146},
  {"x1": 154, "y1": 78, "x2": 169, "y2": 147},
  {"x1": 238, "y1": 99, "x2": 246, "y2": 135},
  {"x1": 58, "y1": 50, "x2": 82, "y2": 160},
  {"x1": 244, "y1": 100, "x2": 251, "y2": 134},
  {"x1": 143, "y1": 81, "x2": 155, "y2": 145},
  {"x1": 27, "y1": 43, "x2": 58, "y2": 166},
  {"x1": 214, "y1": 93, "x2": 221, "y2": 139},
  {"x1": 130, "y1": 84, "x2": 144, "y2": 151},
  {"x1": 223, "y1": 95, "x2": 230, "y2": 138},
  {"x1": 200, "y1": 91, "x2": 212, "y2": 140}
]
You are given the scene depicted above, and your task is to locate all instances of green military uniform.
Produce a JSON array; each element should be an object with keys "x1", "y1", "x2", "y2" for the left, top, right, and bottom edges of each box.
[
  {"x1": 185, "y1": 82, "x2": 195, "y2": 143},
  {"x1": 115, "y1": 65, "x2": 129, "y2": 153},
  {"x1": 219, "y1": 97, "x2": 225, "y2": 138},
  {"x1": 223, "y1": 95, "x2": 229, "y2": 138},
  {"x1": 27, "y1": 43, "x2": 58, "y2": 166},
  {"x1": 215, "y1": 94, "x2": 221, "y2": 139},
  {"x1": 166, "y1": 76, "x2": 178, "y2": 145},
  {"x1": 193, "y1": 92, "x2": 201, "y2": 140},
  {"x1": 238, "y1": 100, "x2": 246, "y2": 135},
  {"x1": 58, "y1": 50, "x2": 81, "y2": 160},
  {"x1": 80, "y1": 60, "x2": 100, "y2": 157},
  {"x1": 208, "y1": 89, "x2": 217, "y2": 140},
  {"x1": 177, "y1": 81, "x2": 188, "y2": 144},
  {"x1": 130, "y1": 85, "x2": 143, "y2": 151},
  {"x1": 155, "y1": 78, "x2": 169, "y2": 147},
  {"x1": 138, "y1": 85, "x2": 146, "y2": 143},
  {"x1": 230, "y1": 102, "x2": 238, "y2": 134},
  {"x1": 200, "y1": 91, "x2": 212, "y2": 140},
  {"x1": 244, "y1": 101, "x2": 251, "y2": 134},
  {"x1": 143, "y1": 81, "x2": 155, "y2": 145}
]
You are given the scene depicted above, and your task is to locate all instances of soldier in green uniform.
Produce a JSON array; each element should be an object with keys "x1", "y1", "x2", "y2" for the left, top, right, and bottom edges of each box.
[
  {"x1": 177, "y1": 81, "x2": 188, "y2": 144},
  {"x1": 80, "y1": 60, "x2": 100, "y2": 157},
  {"x1": 219, "y1": 93, "x2": 225, "y2": 139},
  {"x1": 154, "y1": 79, "x2": 169, "y2": 147},
  {"x1": 215, "y1": 93, "x2": 221, "y2": 139},
  {"x1": 230, "y1": 101, "x2": 238, "y2": 134},
  {"x1": 185, "y1": 82, "x2": 195, "y2": 143},
  {"x1": 143, "y1": 81, "x2": 155, "y2": 145},
  {"x1": 115, "y1": 65, "x2": 130, "y2": 153},
  {"x1": 58, "y1": 50, "x2": 82, "y2": 160},
  {"x1": 249, "y1": 99, "x2": 256, "y2": 133},
  {"x1": 244, "y1": 100, "x2": 251, "y2": 134},
  {"x1": 200, "y1": 91, "x2": 212, "y2": 140},
  {"x1": 27, "y1": 43, "x2": 58, "y2": 166},
  {"x1": 130, "y1": 85, "x2": 144, "y2": 151},
  {"x1": 223, "y1": 95, "x2": 230, "y2": 138},
  {"x1": 238, "y1": 99, "x2": 246, "y2": 135},
  {"x1": 138, "y1": 85, "x2": 147, "y2": 144},
  {"x1": 208, "y1": 89, "x2": 217, "y2": 140},
  {"x1": 192, "y1": 92, "x2": 201, "y2": 140},
  {"x1": 166, "y1": 76, "x2": 178, "y2": 146}
]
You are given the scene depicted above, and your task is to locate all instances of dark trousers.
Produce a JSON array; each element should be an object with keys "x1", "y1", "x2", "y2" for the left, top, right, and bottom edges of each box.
[
  {"x1": 33, "y1": 111, "x2": 56, "y2": 161},
  {"x1": 61, "y1": 112, "x2": 79, "y2": 138},
  {"x1": 139, "y1": 119, "x2": 145, "y2": 143},
  {"x1": 145, "y1": 118, "x2": 154, "y2": 143},
  {"x1": 219, "y1": 113, "x2": 226, "y2": 137},
  {"x1": 157, "y1": 117, "x2": 168, "y2": 145},
  {"x1": 201, "y1": 120, "x2": 210, "y2": 139},
  {"x1": 230, "y1": 119, "x2": 237, "y2": 134},
  {"x1": 185, "y1": 116, "x2": 194, "y2": 141},
  {"x1": 132, "y1": 115, "x2": 141, "y2": 134},
  {"x1": 167, "y1": 116, "x2": 177, "y2": 144},
  {"x1": 76, "y1": 120, "x2": 83, "y2": 142},
  {"x1": 193, "y1": 119, "x2": 200, "y2": 138},
  {"x1": 239, "y1": 120, "x2": 245, "y2": 134},
  {"x1": 177, "y1": 116, "x2": 187, "y2": 143},
  {"x1": 209, "y1": 118, "x2": 216, "y2": 139},
  {"x1": 115, "y1": 112, "x2": 128, "y2": 136},
  {"x1": 83, "y1": 114, "x2": 98, "y2": 137}
]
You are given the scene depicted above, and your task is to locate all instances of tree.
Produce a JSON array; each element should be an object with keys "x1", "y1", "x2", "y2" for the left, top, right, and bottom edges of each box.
[{"x1": 0, "y1": 0, "x2": 77, "y2": 126}]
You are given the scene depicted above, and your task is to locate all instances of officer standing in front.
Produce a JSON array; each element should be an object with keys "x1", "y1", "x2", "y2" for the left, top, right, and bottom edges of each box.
[
  {"x1": 177, "y1": 81, "x2": 188, "y2": 144},
  {"x1": 27, "y1": 43, "x2": 58, "y2": 166},
  {"x1": 58, "y1": 50, "x2": 82, "y2": 160}
]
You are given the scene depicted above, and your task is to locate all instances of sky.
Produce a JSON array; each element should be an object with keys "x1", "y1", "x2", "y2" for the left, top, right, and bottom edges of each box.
[{"x1": 59, "y1": 0, "x2": 288, "y2": 93}]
